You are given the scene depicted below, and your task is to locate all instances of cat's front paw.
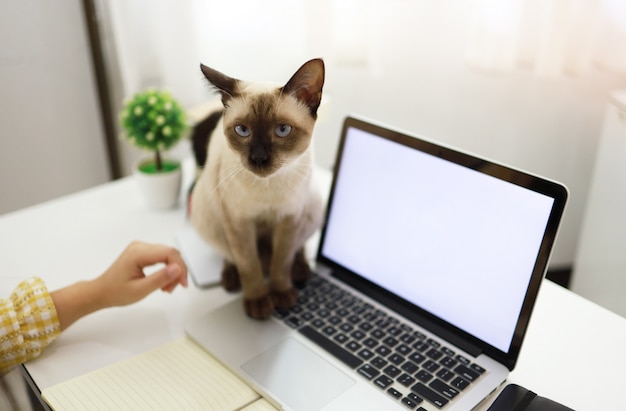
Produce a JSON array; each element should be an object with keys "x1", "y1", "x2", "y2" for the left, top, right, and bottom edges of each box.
[
  {"x1": 221, "y1": 262, "x2": 241, "y2": 292},
  {"x1": 271, "y1": 287, "x2": 298, "y2": 310},
  {"x1": 244, "y1": 294, "x2": 275, "y2": 320}
]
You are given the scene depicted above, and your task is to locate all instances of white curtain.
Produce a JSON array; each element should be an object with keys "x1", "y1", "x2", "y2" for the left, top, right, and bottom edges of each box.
[
  {"x1": 99, "y1": 0, "x2": 326, "y2": 109},
  {"x1": 95, "y1": 0, "x2": 626, "y2": 178},
  {"x1": 466, "y1": 0, "x2": 626, "y2": 76},
  {"x1": 100, "y1": 0, "x2": 626, "y2": 110}
]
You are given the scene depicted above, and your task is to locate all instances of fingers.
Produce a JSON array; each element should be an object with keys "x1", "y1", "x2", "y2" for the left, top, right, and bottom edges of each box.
[
  {"x1": 134, "y1": 263, "x2": 187, "y2": 298},
  {"x1": 127, "y1": 241, "x2": 187, "y2": 275},
  {"x1": 125, "y1": 241, "x2": 189, "y2": 297}
]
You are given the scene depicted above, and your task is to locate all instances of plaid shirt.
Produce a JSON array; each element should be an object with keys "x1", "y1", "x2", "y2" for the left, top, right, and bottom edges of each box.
[{"x1": 1, "y1": 277, "x2": 60, "y2": 376}]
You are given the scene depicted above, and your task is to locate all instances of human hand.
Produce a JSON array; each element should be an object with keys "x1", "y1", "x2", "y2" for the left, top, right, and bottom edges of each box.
[
  {"x1": 51, "y1": 241, "x2": 188, "y2": 330},
  {"x1": 94, "y1": 241, "x2": 189, "y2": 308}
]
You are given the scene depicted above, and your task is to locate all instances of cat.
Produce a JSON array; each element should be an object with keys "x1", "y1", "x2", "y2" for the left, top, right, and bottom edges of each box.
[{"x1": 189, "y1": 58, "x2": 325, "y2": 320}]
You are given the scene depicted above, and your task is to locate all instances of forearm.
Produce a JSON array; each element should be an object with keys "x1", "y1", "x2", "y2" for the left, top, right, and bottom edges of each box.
[
  {"x1": 1, "y1": 278, "x2": 61, "y2": 375},
  {"x1": 50, "y1": 279, "x2": 107, "y2": 331}
]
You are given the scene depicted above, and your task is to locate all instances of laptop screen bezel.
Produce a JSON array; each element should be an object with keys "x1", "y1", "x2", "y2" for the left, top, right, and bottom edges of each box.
[{"x1": 316, "y1": 116, "x2": 568, "y2": 370}]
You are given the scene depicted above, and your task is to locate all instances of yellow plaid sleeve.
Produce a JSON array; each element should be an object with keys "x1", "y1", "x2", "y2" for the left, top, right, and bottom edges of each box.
[{"x1": 1, "y1": 277, "x2": 60, "y2": 376}]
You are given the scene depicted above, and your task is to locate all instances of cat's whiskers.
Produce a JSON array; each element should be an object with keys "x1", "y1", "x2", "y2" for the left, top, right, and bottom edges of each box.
[{"x1": 211, "y1": 161, "x2": 245, "y2": 197}]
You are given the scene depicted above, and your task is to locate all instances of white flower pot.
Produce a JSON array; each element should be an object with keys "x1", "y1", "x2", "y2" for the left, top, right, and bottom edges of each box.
[{"x1": 134, "y1": 158, "x2": 182, "y2": 210}]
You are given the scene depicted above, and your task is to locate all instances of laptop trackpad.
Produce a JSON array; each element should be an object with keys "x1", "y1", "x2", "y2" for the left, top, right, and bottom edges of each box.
[{"x1": 242, "y1": 338, "x2": 355, "y2": 411}]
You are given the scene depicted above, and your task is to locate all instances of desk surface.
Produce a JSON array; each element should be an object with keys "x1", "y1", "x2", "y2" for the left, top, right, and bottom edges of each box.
[{"x1": 2, "y1": 163, "x2": 625, "y2": 410}]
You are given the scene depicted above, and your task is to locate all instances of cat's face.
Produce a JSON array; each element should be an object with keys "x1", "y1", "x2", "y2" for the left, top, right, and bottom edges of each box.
[{"x1": 200, "y1": 59, "x2": 325, "y2": 177}]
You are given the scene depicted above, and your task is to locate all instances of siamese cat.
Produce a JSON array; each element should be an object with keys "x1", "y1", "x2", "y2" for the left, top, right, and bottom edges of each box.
[{"x1": 190, "y1": 59, "x2": 325, "y2": 319}]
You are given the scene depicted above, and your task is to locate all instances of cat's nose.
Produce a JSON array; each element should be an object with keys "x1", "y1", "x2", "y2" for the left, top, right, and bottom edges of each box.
[
  {"x1": 251, "y1": 155, "x2": 268, "y2": 166},
  {"x1": 250, "y1": 145, "x2": 269, "y2": 166}
]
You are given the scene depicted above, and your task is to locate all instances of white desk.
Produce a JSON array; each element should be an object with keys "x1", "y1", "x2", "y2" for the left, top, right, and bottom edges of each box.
[{"x1": 2, "y1": 164, "x2": 625, "y2": 410}]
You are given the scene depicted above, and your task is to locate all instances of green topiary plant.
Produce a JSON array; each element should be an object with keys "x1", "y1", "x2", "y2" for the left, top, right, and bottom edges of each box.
[{"x1": 119, "y1": 89, "x2": 187, "y2": 172}]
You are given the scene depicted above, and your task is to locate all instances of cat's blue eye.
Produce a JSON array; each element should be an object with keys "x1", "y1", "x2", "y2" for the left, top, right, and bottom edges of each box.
[
  {"x1": 275, "y1": 124, "x2": 292, "y2": 138},
  {"x1": 234, "y1": 124, "x2": 250, "y2": 137}
]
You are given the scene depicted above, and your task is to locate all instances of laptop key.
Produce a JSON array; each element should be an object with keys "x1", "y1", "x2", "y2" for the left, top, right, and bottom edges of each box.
[
  {"x1": 429, "y1": 379, "x2": 460, "y2": 399},
  {"x1": 408, "y1": 352, "x2": 426, "y2": 364},
  {"x1": 469, "y1": 363, "x2": 486, "y2": 374},
  {"x1": 387, "y1": 387, "x2": 403, "y2": 399},
  {"x1": 407, "y1": 393, "x2": 423, "y2": 404},
  {"x1": 325, "y1": 301, "x2": 338, "y2": 310},
  {"x1": 376, "y1": 319, "x2": 391, "y2": 329},
  {"x1": 441, "y1": 347, "x2": 455, "y2": 357},
  {"x1": 426, "y1": 338, "x2": 441, "y2": 348},
  {"x1": 413, "y1": 341, "x2": 430, "y2": 352},
  {"x1": 359, "y1": 322, "x2": 374, "y2": 332},
  {"x1": 388, "y1": 353, "x2": 405, "y2": 366},
  {"x1": 450, "y1": 376, "x2": 470, "y2": 391},
  {"x1": 383, "y1": 364, "x2": 401, "y2": 378},
  {"x1": 396, "y1": 344, "x2": 412, "y2": 355},
  {"x1": 388, "y1": 327, "x2": 403, "y2": 337},
  {"x1": 383, "y1": 336, "x2": 399, "y2": 347},
  {"x1": 339, "y1": 323, "x2": 354, "y2": 333},
  {"x1": 454, "y1": 364, "x2": 480, "y2": 381},
  {"x1": 440, "y1": 356, "x2": 458, "y2": 369},
  {"x1": 334, "y1": 333, "x2": 349, "y2": 344},
  {"x1": 357, "y1": 364, "x2": 380, "y2": 380},
  {"x1": 299, "y1": 325, "x2": 363, "y2": 369},
  {"x1": 364, "y1": 312, "x2": 378, "y2": 322},
  {"x1": 374, "y1": 375, "x2": 394, "y2": 389},
  {"x1": 371, "y1": 356, "x2": 388, "y2": 369},
  {"x1": 398, "y1": 373, "x2": 416, "y2": 387},
  {"x1": 423, "y1": 360, "x2": 440, "y2": 372},
  {"x1": 401, "y1": 361, "x2": 419, "y2": 374},
  {"x1": 455, "y1": 354, "x2": 470, "y2": 365},
  {"x1": 436, "y1": 369, "x2": 454, "y2": 382},
  {"x1": 351, "y1": 330, "x2": 366, "y2": 340},
  {"x1": 311, "y1": 319, "x2": 325, "y2": 328},
  {"x1": 363, "y1": 337, "x2": 378, "y2": 348},
  {"x1": 346, "y1": 341, "x2": 362, "y2": 352},
  {"x1": 285, "y1": 316, "x2": 302, "y2": 328},
  {"x1": 328, "y1": 316, "x2": 342, "y2": 325},
  {"x1": 371, "y1": 328, "x2": 386, "y2": 339},
  {"x1": 401, "y1": 396, "x2": 420, "y2": 409},
  {"x1": 322, "y1": 326, "x2": 337, "y2": 336},
  {"x1": 400, "y1": 334, "x2": 416, "y2": 344},
  {"x1": 347, "y1": 315, "x2": 361, "y2": 324},
  {"x1": 375, "y1": 345, "x2": 392, "y2": 357},
  {"x1": 358, "y1": 348, "x2": 375, "y2": 360},
  {"x1": 411, "y1": 382, "x2": 449, "y2": 408},
  {"x1": 416, "y1": 370, "x2": 433, "y2": 383},
  {"x1": 426, "y1": 348, "x2": 443, "y2": 360},
  {"x1": 274, "y1": 308, "x2": 290, "y2": 319}
]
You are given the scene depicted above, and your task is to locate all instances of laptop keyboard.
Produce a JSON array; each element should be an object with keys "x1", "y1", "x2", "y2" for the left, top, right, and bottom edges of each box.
[{"x1": 274, "y1": 274, "x2": 486, "y2": 410}]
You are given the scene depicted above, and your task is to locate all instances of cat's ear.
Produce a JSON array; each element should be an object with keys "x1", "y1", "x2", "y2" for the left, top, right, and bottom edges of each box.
[
  {"x1": 282, "y1": 58, "x2": 325, "y2": 117},
  {"x1": 200, "y1": 64, "x2": 240, "y2": 106}
]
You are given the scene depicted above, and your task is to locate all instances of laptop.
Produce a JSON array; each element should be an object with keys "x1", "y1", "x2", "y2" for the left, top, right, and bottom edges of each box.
[{"x1": 185, "y1": 115, "x2": 568, "y2": 411}]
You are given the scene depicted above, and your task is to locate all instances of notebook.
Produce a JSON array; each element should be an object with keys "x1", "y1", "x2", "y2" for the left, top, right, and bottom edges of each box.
[
  {"x1": 41, "y1": 337, "x2": 275, "y2": 411},
  {"x1": 185, "y1": 115, "x2": 568, "y2": 411}
]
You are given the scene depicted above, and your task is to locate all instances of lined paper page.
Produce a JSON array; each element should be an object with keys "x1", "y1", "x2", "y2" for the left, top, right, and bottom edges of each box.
[
  {"x1": 240, "y1": 398, "x2": 280, "y2": 411},
  {"x1": 42, "y1": 338, "x2": 260, "y2": 411}
]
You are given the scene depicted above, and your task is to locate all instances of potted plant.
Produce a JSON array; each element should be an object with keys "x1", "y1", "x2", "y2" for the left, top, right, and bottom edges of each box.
[{"x1": 120, "y1": 89, "x2": 187, "y2": 209}]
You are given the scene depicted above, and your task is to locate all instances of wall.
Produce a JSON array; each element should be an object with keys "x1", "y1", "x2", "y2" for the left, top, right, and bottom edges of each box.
[{"x1": 0, "y1": 1, "x2": 109, "y2": 216}]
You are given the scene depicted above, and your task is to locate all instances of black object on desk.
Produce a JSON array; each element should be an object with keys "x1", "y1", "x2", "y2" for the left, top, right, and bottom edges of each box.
[{"x1": 487, "y1": 384, "x2": 575, "y2": 411}]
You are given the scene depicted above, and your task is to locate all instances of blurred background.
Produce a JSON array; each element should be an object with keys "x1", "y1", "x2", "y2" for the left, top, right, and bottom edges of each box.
[{"x1": 1, "y1": 0, "x2": 626, "y2": 315}]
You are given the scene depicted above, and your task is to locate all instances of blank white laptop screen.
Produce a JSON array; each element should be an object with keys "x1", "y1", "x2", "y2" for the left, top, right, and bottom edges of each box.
[{"x1": 321, "y1": 127, "x2": 555, "y2": 353}]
